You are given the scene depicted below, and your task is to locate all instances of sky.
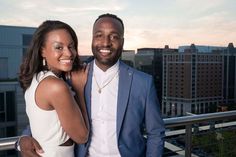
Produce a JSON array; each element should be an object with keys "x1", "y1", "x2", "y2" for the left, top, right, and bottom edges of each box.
[{"x1": 1, "y1": 0, "x2": 236, "y2": 55}]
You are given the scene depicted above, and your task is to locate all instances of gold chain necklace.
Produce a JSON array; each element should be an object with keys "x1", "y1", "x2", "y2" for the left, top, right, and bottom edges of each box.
[{"x1": 93, "y1": 70, "x2": 119, "y2": 94}]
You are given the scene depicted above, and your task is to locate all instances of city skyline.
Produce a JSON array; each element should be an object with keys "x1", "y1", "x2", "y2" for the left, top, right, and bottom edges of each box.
[{"x1": 1, "y1": 0, "x2": 236, "y2": 55}]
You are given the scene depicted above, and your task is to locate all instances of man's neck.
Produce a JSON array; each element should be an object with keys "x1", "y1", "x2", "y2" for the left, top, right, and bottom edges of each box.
[{"x1": 94, "y1": 60, "x2": 119, "y2": 72}]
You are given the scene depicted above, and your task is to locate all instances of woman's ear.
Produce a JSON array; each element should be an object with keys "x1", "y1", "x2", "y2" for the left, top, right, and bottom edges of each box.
[{"x1": 41, "y1": 47, "x2": 46, "y2": 58}]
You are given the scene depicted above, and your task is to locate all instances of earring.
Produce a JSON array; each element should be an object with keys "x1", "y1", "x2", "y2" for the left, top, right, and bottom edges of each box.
[{"x1": 43, "y1": 58, "x2": 46, "y2": 66}]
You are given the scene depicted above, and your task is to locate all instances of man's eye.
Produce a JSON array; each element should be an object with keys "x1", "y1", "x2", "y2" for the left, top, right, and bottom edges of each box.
[
  {"x1": 95, "y1": 34, "x2": 103, "y2": 38},
  {"x1": 110, "y1": 34, "x2": 120, "y2": 41}
]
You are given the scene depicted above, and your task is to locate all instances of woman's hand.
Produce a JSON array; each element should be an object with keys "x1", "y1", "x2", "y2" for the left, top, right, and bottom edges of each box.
[{"x1": 70, "y1": 63, "x2": 89, "y2": 92}]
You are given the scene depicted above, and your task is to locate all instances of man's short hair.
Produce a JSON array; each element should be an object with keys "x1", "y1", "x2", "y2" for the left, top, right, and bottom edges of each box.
[{"x1": 94, "y1": 13, "x2": 124, "y2": 31}]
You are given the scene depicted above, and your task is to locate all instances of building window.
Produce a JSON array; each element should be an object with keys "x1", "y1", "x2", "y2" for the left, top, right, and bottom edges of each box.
[
  {"x1": 22, "y1": 34, "x2": 33, "y2": 57},
  {"x1": 163, "y1": 102, "x2": 166, "y2": 114},
  {"x1": 0, "y1": 91, "x2": 16, "y2": 137},
  {"x1": 201, "y1": 103, "x2": 204, "y2": 113},
  {"x1": 6, "y1": 91, "x2": 16, "y2": 121},
  {"x1": 174, "y1": 103, "x2": 177, "y2": 115},
  {"x1": 191, "y1": 104, "x2": 195, "y2": 113},
  {"x1": 0, "y1": 92, "x2": 5, "y2": 122},
  {"x1": 169, "y1": 103, "x2": 172, "y2": 116},
  {"x1": 23, "y1": 34, "x2": 33, "y2": 45},
  {"x1": 0, "y1": 58, "x2": 8, "y2": 79},
  {"x1": 0, "y1": 90, "x2": 17, "y2": 156}
]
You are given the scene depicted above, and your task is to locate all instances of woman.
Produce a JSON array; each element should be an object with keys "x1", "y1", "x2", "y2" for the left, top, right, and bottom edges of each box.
[{"x1": 19, "y1": 20, "x2": 89, "y2": 157}]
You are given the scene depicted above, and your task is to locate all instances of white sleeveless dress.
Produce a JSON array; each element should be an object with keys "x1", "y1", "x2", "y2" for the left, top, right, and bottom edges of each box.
[{"x1": 25, "y1": 71, "x2": 74, "y2": 157}]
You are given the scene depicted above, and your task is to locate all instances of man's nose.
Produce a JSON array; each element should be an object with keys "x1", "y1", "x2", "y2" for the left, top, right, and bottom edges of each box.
[{"x1": 102, "y1": 36, "x2": 112, "y2": 47}]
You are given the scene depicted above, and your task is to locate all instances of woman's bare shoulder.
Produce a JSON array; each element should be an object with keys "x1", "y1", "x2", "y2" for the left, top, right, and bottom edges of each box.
[{"x1": 38, "y1": 76, "x2": 69, "y2": 97}]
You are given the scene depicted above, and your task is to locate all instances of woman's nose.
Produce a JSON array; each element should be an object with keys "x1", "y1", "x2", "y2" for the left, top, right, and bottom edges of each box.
[{"x1": 64, "y1": 47, "x2": 73, "y2": 56}]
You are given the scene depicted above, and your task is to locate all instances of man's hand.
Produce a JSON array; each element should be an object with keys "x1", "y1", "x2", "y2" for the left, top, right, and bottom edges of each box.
[{"x1": 19, "y1": 136, "x2": 44, "y2": 157}]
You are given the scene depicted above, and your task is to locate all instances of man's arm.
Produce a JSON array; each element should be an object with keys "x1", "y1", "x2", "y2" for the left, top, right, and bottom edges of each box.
[
  {"x1": 145, "y1": 78, "x2": 165, "y2": 157},
  {"x1": 16, "y1": 125, "x2": 43, "y2": 157},
  {"x1": 15, "y1": 125, "x2": 31, "y2": 151}
]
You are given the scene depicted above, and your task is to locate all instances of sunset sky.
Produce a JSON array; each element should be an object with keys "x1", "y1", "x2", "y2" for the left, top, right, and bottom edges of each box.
[{"x1": 1, "y1": 0, "x2": 236, "y2": 55}]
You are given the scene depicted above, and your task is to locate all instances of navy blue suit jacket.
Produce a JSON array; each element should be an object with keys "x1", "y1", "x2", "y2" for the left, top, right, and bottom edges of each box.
[{"x1": 75, "y1": 60, "x2": 165, "y2": 157}]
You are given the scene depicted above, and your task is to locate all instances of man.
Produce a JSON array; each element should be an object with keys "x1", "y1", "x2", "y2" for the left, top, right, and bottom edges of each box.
[{"x1": 17, "y1": 13, "x2": 165, "y2": 157}]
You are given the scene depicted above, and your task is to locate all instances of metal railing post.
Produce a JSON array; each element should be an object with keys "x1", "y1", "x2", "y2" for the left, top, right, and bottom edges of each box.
[
  {"x1": 185, "y1": 124, "x2": 192, "y2": 157},
  {"x1": 0, "y1": 136, "x2": 18, "y2": 151}
]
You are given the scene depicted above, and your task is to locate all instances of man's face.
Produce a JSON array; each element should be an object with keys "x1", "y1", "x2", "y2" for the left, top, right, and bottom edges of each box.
[{"x1": 92, "y1": 17, "x2": 124, "y2": 71}]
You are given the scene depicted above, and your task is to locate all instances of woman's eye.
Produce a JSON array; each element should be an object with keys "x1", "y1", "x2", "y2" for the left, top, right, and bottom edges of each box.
[
  {"x1": 55, "y1": 46, "x2": 63, "y2": 50},
  {"x1": 69, "y1": 46, "x2": 75, "y2": 50}
]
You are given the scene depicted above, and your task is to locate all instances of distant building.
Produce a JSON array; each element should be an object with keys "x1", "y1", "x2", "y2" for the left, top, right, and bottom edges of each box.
[
  {"x1": 162, "y1": 44, "x2": 225, "y2": 117},
  {"x1": 222, "y1": 43, "x2": 236, "y2": 105},
  {"x1": 0, "y1": 25, "x2": 35, "y2": 79},
  {"x1": 135, "y1": 46, "x2": 178, "y2": 106},
  {"x1": 179, "y1": 45, "x2": 225, "y2": 53},
  {"x1": 121, "y1": 50, "x2": 135, "y2": 67},
  {"x1": 0, "y1": 25, "x2": 36, "y2": 156},
  {"x1": 80, "y1": 55, "x2": 94, "y2": 63}
]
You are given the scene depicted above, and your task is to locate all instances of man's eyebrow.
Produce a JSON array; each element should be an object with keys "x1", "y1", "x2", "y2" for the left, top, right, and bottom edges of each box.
[
  {"x1": 53, "y1": 41, "x2": 74, "y2": 45},
  {"x1": 94, "y1": 30, "x2": 102, "y2": 33}
]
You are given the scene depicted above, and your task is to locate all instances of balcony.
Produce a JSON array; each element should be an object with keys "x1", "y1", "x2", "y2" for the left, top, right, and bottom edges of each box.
[{"x1": 1, "y1": 110, "x2": 236, "y2": 157}]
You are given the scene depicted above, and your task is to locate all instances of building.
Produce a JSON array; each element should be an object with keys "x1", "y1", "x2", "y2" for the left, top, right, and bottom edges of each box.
[
  {"x1": 0, "y1": 25, "x2": 35, "y2": 79},
  {"x1": 222, "y1": 43, "x2": 236, "y2": 106},
  {"x1": 162, "y1": 44, "x2": 224, "y2": 117},
  {"x1": 121, "y1": 50, "x2": 135, "y2": 67},
  {"x1": 135, "y1": 46, "x2": 177, "y2": 105},
  {"x1": 0, "y1": 25, "x2": 36, "y2": 156},
  {"x1": 80, "y1": 55, "x2": 94, "y2": 63}
]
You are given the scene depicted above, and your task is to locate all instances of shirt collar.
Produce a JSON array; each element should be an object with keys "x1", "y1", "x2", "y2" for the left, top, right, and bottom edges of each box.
[{"x1": 93, "y1": 60, "x2": 120, "y2": 76}]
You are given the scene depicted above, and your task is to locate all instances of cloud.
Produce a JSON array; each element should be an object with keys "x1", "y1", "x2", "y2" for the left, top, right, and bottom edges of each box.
[
  {"x1": 19, "y1": 1, "x2": 37, "y2": 9},
  {"x1": 0, "y1": 0, "x2": 235, "y2": 54},
  {"x1": 52, "y1": 6, "x2": 123, "y2": 13}
]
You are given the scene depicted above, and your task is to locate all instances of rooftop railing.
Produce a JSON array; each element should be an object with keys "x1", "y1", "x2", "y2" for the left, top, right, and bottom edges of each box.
[{"x1": 1, "y1": 110, "x2": 236, "y2": 157}]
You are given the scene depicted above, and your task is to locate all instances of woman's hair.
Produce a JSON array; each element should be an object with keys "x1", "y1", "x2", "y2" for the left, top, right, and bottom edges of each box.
[{"x1": 19, "y1": 20, "x2": 81, "y2": 92}]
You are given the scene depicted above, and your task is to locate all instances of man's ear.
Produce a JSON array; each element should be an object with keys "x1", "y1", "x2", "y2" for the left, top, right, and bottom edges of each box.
[{"x1": 121, "y1": 37, "x2": 124, "y2": 47}]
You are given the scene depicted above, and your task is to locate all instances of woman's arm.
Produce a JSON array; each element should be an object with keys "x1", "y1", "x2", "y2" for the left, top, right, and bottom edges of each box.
[
  {"x1": 36, "y1": 76, "x2": 89, "y2": 144},
  {"x1": 70, "y1": 65, "x2": 90, "y2": 131}
]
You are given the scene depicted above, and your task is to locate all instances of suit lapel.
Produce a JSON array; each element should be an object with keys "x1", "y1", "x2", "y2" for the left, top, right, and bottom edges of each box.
[
  {"x1": 117, "y1": 62, "x2": 133, "y2": 138},
  {"x1": 85, "y1": 61, "x2": 94, "y2": 120}
]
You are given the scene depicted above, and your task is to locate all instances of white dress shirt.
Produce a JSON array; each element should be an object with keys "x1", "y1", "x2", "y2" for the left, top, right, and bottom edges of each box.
[{"x1": 87, "y1": 61, "x2": 121, "y2": 157}]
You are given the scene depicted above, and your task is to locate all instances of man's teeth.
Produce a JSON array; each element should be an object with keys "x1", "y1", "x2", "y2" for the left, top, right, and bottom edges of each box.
[{"x1": 100, "y1": 49, "x2": 111, "y2": 53}]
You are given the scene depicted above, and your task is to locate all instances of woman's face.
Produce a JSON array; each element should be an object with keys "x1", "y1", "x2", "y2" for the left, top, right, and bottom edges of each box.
[{"x1": 42, "y1": 29, "x2": 77, "y2": 75}]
